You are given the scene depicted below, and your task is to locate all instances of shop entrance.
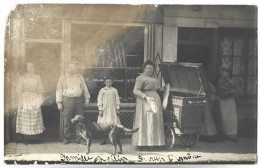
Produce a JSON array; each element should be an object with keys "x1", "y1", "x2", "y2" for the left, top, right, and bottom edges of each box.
[{"x1": 177, "y1": 28, "x2": 216, "y2": 83}]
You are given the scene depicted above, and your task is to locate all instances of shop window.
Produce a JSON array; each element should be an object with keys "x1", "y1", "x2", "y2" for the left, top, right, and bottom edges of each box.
[
  {"x1": 247, "y1": 39, "x2": 257, "y2": 96},
  {"x1": 219, "y1": 28, "x2": 257, "y2": 97},
  {"x1": 70, "y1": 24, "x2": 144, "y2": 103}
]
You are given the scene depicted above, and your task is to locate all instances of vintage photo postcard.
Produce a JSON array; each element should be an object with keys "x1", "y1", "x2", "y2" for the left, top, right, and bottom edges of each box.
[{"x1": 3, "y1": 3, "x2": 257, "y2": 165}]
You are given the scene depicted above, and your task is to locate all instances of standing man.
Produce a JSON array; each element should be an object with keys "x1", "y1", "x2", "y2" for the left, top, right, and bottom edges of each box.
[{"x1": 56, "y1": 61, "x2": 90, "y2": 144}]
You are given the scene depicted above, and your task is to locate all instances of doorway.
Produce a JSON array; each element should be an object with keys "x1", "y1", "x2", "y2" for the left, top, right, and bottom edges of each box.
[{"x1": 177, "y1": 28, "x2": 215, "y2": 82}]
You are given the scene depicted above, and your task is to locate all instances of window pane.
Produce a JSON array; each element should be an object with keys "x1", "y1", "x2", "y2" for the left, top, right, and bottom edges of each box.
[
  {"x1": 247, "y1": 77, "x2": 257, "y2": 95},
  {"x1": 249, "y1": 39, "x2": 257, "y2": 57},
  {"x1": 24, "y1": 18, "x2": 62, "y2": 39},
  {"x1": 248, "y1": 57, "x2": 257, "y2": 76},
  {"x1": 220, "y1": 57, "x2": 232, "y2": 70},
  {"x1": 232, "y1": 77, "x2": 244, "y2": 96},
  {"x1": 233, "y1": 39, "x2": 244, "y2": 56},
  {"x1": 71, "y1": 24, "x2": 144, "y2": 68},
  {"x1": 220, "y1": 38, "x2": 233, "y2": 56},
  {"x1": 232, "y1": 57, "x2": 244, "y2": 76}
]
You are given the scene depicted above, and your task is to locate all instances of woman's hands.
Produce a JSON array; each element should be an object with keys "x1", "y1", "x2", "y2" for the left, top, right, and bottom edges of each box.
[
  {"x1": 145, "y1": 95, "x2": 154, "y2": 102},
  {"x1": 57, "y1": 102, "x2": 63, "y2": 111},
  {"x1": 116, "y1": 110, "x2": 120, "y2": 115}
]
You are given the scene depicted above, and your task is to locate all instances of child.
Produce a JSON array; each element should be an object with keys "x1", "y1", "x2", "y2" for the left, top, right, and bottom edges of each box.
[{"x1": 97, "y1": 76, "x2": 121, "y2": 145}]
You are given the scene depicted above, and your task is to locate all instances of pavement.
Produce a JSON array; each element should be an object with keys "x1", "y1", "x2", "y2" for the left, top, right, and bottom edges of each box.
[{"x1": 4, "y1": 136, "x2": 257, "y2": 164}]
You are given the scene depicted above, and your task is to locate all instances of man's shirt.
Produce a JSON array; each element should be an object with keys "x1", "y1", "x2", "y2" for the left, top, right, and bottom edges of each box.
[{"x1": 56, "y1": 73, "x2": 90, "y2": 103}]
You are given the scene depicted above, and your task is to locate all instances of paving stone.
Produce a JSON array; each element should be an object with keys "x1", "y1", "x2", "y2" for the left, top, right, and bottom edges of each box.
[
  {"x1": 3, "y1": 137, "x2": 257, "y2": 156},
  {"x1": 27, "y1": 144, "x2": 48, "y2": 151},
  {"x1": 4, "y1": 150, "x2": 16, "y2": 155},
  {"x1": 16, "y1": 143, "x2": 28, "y2": 150},
  {"x1": 4, "y1": 143, "x2": 16, "y2": 150},
  {"x1": 15, "y1": 149, "x2": 29, "y2": 154}
]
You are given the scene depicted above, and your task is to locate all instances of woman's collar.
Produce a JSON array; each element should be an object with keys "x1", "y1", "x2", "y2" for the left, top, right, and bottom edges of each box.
[{"x1": 142, "y1": 72, "x2": 156, "y2": 78}]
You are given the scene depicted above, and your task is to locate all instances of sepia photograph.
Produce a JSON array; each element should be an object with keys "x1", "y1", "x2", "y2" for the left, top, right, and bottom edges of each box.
[{"x1": 2, "y1": 2, "x2": 258, "y2": 165}]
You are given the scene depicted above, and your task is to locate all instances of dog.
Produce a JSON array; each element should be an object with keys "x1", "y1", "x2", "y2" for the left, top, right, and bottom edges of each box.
[{"x1": 71, "y1": 115, "x2": 139, "y2": 154}]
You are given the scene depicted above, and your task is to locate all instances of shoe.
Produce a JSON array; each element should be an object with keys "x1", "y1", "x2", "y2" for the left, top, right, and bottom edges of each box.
[
  {"x1": 24, "y1": 140, "x2": 29, "y2": 145},
  {"x1": 63, "y1": 139, "x2": 70, "y2": 144}
]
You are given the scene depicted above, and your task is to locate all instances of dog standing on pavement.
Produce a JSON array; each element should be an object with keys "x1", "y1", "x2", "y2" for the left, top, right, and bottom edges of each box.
[{"x1": 71, "y1": 115, "x2": 139, "y2": 154}]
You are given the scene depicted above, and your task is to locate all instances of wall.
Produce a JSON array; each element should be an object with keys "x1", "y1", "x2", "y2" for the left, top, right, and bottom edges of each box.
[
  {"x1": 162, "y1": 5, "x2": 257, "y2": 62},
  {"x1": 163, "y1": 5, "x2": 257, "y2": 28}
]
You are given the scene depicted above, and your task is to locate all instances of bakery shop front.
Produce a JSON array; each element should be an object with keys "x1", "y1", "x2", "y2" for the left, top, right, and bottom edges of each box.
[{"x1": 4, "y1": 5, "x2": 257, "y2": 142}]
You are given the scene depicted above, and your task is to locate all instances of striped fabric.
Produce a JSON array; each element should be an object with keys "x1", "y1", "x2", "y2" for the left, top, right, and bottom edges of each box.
[
  {"x1": 16, "y1": 107, "x2": 45, "y2": 135},
  {"x1": 16, "y1": 73, "x2": 45, "y2": 135}
]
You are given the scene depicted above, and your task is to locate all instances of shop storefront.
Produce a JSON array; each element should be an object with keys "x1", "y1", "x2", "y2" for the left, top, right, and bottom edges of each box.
[
  {"x1": 4, "y1": 4, "x2": 257, "y2": 142},
  {"x1": 5, "y1": 4, "x2": 164, "y2": 141}
]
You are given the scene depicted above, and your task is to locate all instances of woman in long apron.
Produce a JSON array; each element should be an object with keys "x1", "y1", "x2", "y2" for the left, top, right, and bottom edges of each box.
[
  {"x1": 132, "y1": 60, "x2": 165, "y2": 149},
  {"x1": 16, "y1": 63, "x2": 45, "y2": 143},
  {"x1": 217, "y1": 68, "x2": 241, "y2": 142}
]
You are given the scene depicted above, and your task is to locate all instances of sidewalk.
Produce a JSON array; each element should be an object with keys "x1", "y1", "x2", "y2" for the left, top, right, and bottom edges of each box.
[{"x1": 4, "y1": 137, "x2": 257, "y2": 164}]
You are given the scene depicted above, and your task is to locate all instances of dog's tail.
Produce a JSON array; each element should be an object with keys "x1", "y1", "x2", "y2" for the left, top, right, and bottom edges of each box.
[
  {"x1": 115, "y1": 124, "x2": 139, "y2": 135},
  {"x1": 121, "y1": 127, "x2": 139, "y2": 136}
]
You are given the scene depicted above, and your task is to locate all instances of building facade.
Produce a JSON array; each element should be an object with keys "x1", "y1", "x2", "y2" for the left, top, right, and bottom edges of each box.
[{"x1": 4, "y1": 4, "x2": 257, "y2": 141}]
